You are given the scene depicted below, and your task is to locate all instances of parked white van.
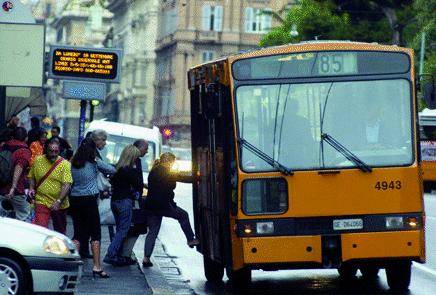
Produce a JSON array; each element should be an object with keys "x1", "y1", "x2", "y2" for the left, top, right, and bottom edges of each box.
[{"x1": 86, "y1": 120, "x2": 162, "y2": 180}]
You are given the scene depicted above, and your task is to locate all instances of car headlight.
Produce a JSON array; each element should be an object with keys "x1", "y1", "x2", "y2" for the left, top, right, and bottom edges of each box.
[{"x1": 43, "y1": 236, "x2": 70, "y2": 255}]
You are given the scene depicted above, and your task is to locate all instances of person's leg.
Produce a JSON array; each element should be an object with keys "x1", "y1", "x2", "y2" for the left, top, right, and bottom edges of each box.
[
  {"x1": 9, "y1": 195, "x2": 30, "y2": 221},
  {"x1": 105, "y1": 199, "x2": 133, "y2": 262},
  {"x1": 33, "y1": 204, "x2": 51, "y2": 228},
  {"x1": 88, "y1": 196, "x2": 107, "y2": 275},
  {"x1": 69, "y1": 197, "x2": 82, "y2": 252},
  {"x1": 51, "y1": 209, "x2": 67, "y2": 234},
  {"x1": 161, "y1": 206, "x2": 195, "y2": 242},
  {"x1": 143, "y1": 214, "x2": 162, "y2": 265}
]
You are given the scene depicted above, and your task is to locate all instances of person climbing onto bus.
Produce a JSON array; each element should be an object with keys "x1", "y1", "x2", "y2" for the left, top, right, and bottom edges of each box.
[{"x1": 142, "y1": 152, "x2": 199, "y2": 267}]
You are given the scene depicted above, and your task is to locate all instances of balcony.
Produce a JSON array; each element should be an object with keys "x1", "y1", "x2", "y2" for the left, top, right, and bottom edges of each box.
[{"x1": 195, "y1": 30, "x2": 221, "y2": 43}]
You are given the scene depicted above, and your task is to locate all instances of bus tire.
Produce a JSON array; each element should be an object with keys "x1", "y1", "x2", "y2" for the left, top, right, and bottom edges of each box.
[
  {"x1": 385, "y1": 260, "x2": 411, "y2": 291},
  {"x1": 203, "y1": 257, "x2": 224, "y2": 282},
  {"x1": 338, "y1": 263, "x2": 357, "y2": 280},
  {"x1": 360, "y1": 266, "x2": 379, "y2": 280},
  {"x1": 226, "y1": 267, "x2": 251, "y2": 286}
]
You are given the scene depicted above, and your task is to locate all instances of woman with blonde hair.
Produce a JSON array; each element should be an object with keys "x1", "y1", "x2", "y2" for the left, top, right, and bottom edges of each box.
[
  {"x1": 103, "y1": 145, "x2": 143, "y2": 266},
  {"x1": 142, "y1": 152, "x2": 199, "y2": 267}
]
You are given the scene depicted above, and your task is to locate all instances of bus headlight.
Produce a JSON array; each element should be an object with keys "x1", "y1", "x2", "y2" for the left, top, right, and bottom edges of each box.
[
  {"x1": 385, "y1": 216, "x2": 404, "y2": 229},
  {"x1": 256, "y1": 222, "x2": 274, "y2": 234}
]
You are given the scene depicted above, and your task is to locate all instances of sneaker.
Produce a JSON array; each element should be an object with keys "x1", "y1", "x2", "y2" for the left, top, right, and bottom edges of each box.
[
  {"x1": 187, "y1": 239, "x2": 200, "y2": 248},
  {"x1": 103, "y1": 255, "x2": 123, "y2": 266}
]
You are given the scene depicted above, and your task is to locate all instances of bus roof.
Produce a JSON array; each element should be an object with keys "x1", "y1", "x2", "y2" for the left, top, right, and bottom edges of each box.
[
  {"x1": 189, "y1": 41, "x2": 412, "y2": 71},
  {"x1": 86, "y1": 120, "x2": 161, "y2": 143}
]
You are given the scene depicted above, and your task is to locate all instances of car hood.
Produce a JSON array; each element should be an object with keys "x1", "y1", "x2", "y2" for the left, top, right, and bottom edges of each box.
[{"x1": 0, "y1": 217, "x2": 78, "y2": 258}]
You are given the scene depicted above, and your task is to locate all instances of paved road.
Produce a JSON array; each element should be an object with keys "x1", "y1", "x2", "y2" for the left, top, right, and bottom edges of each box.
[{"x1": 155, "y1": 184, "x2": 436, "y2": 294}]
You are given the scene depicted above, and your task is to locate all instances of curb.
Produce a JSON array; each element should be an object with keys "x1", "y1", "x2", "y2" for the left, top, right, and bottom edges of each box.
[{"x1": 140, "y1": 256, "x2": 178, "y2": 294}]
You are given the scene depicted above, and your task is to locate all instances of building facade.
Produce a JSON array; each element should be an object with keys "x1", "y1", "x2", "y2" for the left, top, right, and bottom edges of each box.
[
  {"x1": 45, "y1": 0, "x2": 113, "y2": 147},
  {"x1": 153, "y1": 0, "x2": 293, "y2": 146},
  {"x1": 105, "y1": 0, "x2": 159, "y2": 127}
]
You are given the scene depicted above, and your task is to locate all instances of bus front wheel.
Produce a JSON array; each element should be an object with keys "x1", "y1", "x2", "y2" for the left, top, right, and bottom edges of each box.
[
  {"x1": 226, "y1": 267, "x2": 251, "y2": 286},
  {"x1": 338, "y1": 263, "x2": 357, "y2": 280},
  {"x1": 203, "y1": 257, "x2": 224, "y2": 282},
  {"x1": 385, "y1": 260, "x2": 411, "y2": 291}
]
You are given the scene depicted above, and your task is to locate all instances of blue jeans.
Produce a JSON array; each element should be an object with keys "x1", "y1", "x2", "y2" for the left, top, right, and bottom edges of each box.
[{"x1": 106, "y1": 198, "x2": 133, "y2": 259}]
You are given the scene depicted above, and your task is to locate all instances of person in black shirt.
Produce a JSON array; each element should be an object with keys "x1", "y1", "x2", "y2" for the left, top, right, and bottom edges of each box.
[
  {"x1": 142, "y1": 152, "x2": 199, "y2": 267},
  {"x1": 27, "y1": 117, "x2": 44, "y2": 145},
  {"x1": 103, "y1": 145, "x2": 142, "y2": 266}
]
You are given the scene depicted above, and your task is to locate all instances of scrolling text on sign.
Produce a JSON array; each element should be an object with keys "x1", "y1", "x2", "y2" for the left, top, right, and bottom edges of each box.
[{"x1": 52, "y1": 50, "x2": 118, "y2": 80}]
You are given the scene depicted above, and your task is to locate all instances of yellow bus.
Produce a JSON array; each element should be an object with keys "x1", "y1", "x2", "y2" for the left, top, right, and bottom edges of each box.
[{"x1": 188, "y1": 41, "x2": 425, "y2": 291}]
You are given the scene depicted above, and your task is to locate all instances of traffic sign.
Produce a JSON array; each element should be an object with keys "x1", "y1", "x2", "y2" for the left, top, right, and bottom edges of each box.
[{"x1": 63, "y1": 80, "x2": 107, "y2": 102}]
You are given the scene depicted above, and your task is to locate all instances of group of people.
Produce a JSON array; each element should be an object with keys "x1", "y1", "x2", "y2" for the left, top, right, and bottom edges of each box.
[{"x1": 0, "y1": 115, "x2": 199, "y2": 280}]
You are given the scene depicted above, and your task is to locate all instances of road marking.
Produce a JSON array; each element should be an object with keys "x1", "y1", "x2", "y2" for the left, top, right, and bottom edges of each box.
[{"x1": 413, "y1": 263, "x2": 436, "y2": 277}]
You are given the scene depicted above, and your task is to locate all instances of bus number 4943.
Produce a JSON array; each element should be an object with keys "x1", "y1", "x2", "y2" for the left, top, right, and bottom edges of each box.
[{"x1": 375, "y1": 181, "x2": 402, "y2": 190}]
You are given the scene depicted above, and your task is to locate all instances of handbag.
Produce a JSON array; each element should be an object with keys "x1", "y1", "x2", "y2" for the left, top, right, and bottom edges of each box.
[
  {"x1": 98, "y1": 197, "x2": 115, "y2": 225},
  {"x1": 128, "y1": 206, "x2": 148, "y2": 235},
  {"x1": 96, "y1": 171, "x2": 111, "y2": 192}
]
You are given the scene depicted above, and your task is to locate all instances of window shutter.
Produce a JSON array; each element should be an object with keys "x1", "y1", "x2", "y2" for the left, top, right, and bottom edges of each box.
[
  {"x1": 202, "y1": 5, "x2": 212, "y2": 31},
  {"x1": 214, "y1": 6, "x2": 223, "y2": 32},
  {"x1": 245, "y1": 7, "x2": 253, "y2": 32}
]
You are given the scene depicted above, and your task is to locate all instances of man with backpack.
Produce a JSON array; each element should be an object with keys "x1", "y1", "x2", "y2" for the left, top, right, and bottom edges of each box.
[{"x1": 0, "y1": 127, "x2": 31, "y2": 221}]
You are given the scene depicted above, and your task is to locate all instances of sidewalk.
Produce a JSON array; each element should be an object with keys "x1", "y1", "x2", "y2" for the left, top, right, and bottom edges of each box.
[
  {"x1": 66, "y1": 220, "x2": 151, "y2": 295},
  {"x1": 133, "y1": 235, "x2": 195, "y2": 295}
]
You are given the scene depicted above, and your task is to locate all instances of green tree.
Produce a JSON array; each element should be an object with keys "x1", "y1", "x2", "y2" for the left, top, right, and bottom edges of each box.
[
  {"x1": 260, "y1": 0, "x2": 351, "y2": 47},
  {"x1": 261, "y1": 0, "x2": 418, "y2": 47}
]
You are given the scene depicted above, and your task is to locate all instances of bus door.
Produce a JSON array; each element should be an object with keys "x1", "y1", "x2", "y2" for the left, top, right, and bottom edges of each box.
[{"x1": 192, "y1": 81, "x2": 228, "y2": 263}]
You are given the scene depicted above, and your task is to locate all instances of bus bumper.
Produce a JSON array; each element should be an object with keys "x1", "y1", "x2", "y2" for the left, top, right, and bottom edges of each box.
[{"x1": 241, "y1": 230, "x2": 425, "y2": 268}]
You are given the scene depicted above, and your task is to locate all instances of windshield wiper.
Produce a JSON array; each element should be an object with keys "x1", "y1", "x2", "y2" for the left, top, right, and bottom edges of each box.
[
  {"x1": 321, "y1": 133, "x2": 372, "y2": 173},
  {"x1": 238, "y1": 138, "x2": 293, "y2": 175}
]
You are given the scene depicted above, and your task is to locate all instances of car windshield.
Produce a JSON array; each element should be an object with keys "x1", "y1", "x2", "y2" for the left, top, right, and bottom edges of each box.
[
  {"x1": 99, "y1": 134, "x2": 156, "y2": 172},
  {"x1": 236, "y1": 79, "x2": 412, "y2": 171}
]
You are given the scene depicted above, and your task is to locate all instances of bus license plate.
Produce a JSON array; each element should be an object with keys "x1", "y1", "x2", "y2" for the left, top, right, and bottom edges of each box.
[{"x1": 333, "y1": 219, "x2": 363, "y2": 230}]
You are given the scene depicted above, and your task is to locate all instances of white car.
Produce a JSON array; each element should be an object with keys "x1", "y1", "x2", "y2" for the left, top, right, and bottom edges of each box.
[{"x1": 0, "y1": 217, "x2": 82, "y2": 294}]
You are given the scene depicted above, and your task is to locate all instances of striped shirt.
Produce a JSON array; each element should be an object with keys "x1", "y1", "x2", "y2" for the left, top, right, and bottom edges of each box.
[{"x1": 70, "y1": 160, "x2": 115, "y2": 197}]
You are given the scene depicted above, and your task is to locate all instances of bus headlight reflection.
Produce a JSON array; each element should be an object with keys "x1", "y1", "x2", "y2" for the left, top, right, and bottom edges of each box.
[{"x1": 256, "y1": 222, "x2": 274, "y2": 234}]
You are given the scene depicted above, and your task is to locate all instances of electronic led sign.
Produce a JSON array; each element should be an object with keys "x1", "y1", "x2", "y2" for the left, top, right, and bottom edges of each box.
[{"x1": 49, "y1": 46, "x2": 122, "y2": 83}]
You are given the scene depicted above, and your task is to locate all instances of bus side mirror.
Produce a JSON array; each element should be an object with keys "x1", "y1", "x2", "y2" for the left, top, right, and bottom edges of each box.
[
  {"x1": 203, "y1": 83, "x2": 222, "y2": 119},
  {"x1": 423, "y1": 82, "x2": 436, "y2": 109}
]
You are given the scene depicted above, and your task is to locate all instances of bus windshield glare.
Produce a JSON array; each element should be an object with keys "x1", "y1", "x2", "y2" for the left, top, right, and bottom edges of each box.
[{"x1": 236, "y1": 79, "x2": 412, "y2": 171}]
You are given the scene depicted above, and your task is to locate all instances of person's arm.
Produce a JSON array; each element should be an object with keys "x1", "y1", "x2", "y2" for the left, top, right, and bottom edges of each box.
[
  {"x1": 51, "y1": 183, "x2": 71, "y2": 211},
  {"x1": 5, "y1": 164, "x2": 24, "y2": 199},
  {"x1": 96, "y1": 159, "x2": 116, "y2": 175}
]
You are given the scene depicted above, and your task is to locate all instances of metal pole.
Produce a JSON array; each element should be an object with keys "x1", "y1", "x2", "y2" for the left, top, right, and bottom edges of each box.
[
  {"x1": 78, "y1": 100, "x2": 87, "y2": 146},
  {"x1": 419, "y1": 31, "x2": 426, "y2": 76},
  {"x1": 0, "y1": 87, "x2": 6, "y2": 129},
  {"x1": 89, "y1": 101, "x2": 95, "y2": 122}
]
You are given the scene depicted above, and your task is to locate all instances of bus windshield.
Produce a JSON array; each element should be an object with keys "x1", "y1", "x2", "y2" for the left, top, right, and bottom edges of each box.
[
  {"x1": 236, "y1": 79, "x2": 412, "y2": 171},
  {"x1": 99, "y1": 134, "x2": 156, "y2": 172}
]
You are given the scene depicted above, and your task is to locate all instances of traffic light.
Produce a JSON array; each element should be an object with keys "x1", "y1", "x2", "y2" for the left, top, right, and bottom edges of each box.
[{"x1": 162, "y1": 127, "x2": 174, "y2": 139}]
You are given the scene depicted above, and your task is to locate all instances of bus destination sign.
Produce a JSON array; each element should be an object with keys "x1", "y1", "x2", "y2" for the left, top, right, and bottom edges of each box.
[{"x1": 49, "y1": 46, "x2": 122, "y2": 83}]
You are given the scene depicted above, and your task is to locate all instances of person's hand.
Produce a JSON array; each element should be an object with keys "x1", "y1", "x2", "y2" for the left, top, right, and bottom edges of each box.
[
  {"x1": 27, "y1": 189, "x2": 36, "y2": 199},
  {"x1": 51, "y1": 199, "x2": 61, "y2": 211},
  {"x1": 5, "y1": 187, "x2": 15, "y2": 199}
]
